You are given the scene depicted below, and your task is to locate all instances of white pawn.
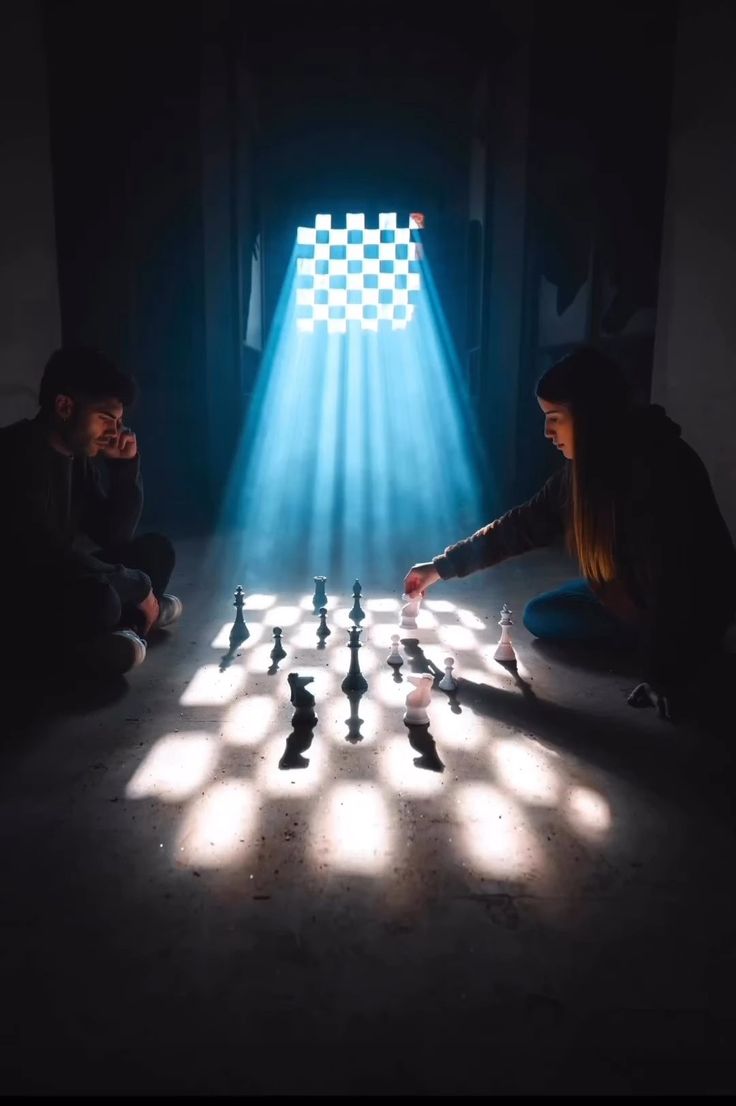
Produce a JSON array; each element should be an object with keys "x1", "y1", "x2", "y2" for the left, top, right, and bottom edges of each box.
[
  {"x1": 494, "y1": 603, "x2": 516, "y2": 663},
  {"x1": 438, "y1": 656, "x2": 458, "y2": 692},
  {"x1": 403, "y1": 673, "x2": 433, "y2": 725},
  {"x1": 400, "y1": 591, "x2": 421, "y2": 630},
  {"x1": 387, "y1": 633, "x2": 403, "y2": 669}
]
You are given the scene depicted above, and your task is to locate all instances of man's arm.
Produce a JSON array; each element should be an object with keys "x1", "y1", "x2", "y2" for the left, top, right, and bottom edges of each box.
[
  {"x1": 433, "y1": 468, "x2": 568, "y2": 580},
  {"x1": 81, "y1": 430, "x2": 144, "y2": 548}
]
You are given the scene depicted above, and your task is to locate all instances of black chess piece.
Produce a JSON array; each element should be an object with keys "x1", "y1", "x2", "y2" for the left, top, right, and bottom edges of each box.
[
  {"x1": 316, "y1": 607, "x2": 331, "y2": 647},
  {"x1": 270, "y1": 627, "x2": 287, "y2": 667},
  {"x1": 229, "y1": 585, "x2": 250, "y2": 651},
  {"x1": 349, "y1": 579, "x2": 365, "y2": 624},
  {"x1": 344, "y1": 689, "x2": 365, "y2": 744},
  {"x1": 341, "y1": 625, "x2": 368, "y2": 694},
  {"x1": 312, "y1": 575, "x2": 328, "y2": 612},
  {"x1": 288, "y1": 672, "x2": 316, "y2": 715}
]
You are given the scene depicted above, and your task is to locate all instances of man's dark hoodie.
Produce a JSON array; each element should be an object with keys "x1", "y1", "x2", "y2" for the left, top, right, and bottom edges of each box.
[
  {"x1": 1, "y1": 415, "x2": 151, "y2": 605},
  {"x1": 432, "y1": 405, "x2": 736, "y2": 688}
]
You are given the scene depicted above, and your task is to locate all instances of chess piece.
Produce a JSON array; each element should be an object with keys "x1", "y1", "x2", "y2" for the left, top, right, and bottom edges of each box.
[
  {"x1": 229, "y1": 585, "x2": 250, "y2": 650},
  {"x1": 313, "y1": 575, "x2": 328, "y2": 612},
  {"x1": 316, "y1": 607, "x2": 331, "y2": 644},
  {"x1": 400, "y1": 591, "x2": 421, "y2": 629},
  {"x1": 403, "y1": 673, "x2": 433, "y2": 725},
  {"x1": 386, "y1": 633, "x2": 403, "y2": 669},
  {"x1": 270, "y1": 626, "x2": 287, "y2": 663},
  {"x1": 438, "y1": 656, "x2": 458, "y2": 692},
  {"x1": 341, "y1": 625, "x2": 368, "y2": 694},
  {"x1": 287, "y1": 673, "x2": 316, "y2": 715},
  {"x1": 493, "y1": 603, "x2": 516, "y2": 663},
  {"x1": 349, "y1": 579, "x2": 365, "y2": 624}
]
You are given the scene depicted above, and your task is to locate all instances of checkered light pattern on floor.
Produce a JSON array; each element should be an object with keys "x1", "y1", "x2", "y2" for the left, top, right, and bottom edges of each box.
[{"x1": 295, "y1": 213, "x2": 423, "y2": 333}]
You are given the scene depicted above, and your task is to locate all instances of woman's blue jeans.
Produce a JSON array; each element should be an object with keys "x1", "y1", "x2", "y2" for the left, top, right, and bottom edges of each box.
[{"x1": 523, "y1": 578, "x2": 637, "y2": 646}]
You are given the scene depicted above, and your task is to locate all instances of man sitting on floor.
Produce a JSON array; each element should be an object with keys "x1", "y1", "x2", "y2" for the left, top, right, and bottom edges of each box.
[{"x1": 0, "y1": 346, "x2": 182, "y2": 676}]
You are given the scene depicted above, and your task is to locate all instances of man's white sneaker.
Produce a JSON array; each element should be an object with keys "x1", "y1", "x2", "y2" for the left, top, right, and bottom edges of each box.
[
  {"x1": 78, "y1": 629, "x2": 147, "y2": 676},
  {"x1": 156, "y1": 594, "x2": 183, "y2": 629}
]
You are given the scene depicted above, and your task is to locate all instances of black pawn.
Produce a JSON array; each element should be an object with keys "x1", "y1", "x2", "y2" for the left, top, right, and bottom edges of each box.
[
  {"x1": 341, "y1": 625, "x2": 368, "y2": 694},
  {"x1": 316, "y1": 606, "x2": 331, "y2": 644},
  {"x1": 349, "y1": 579, "x2": 365, "y2": 624},
  {"x1": 270, "y1": 626, "x2": 287, "y2": 663},
  {"x1": 229, "y1": 585, "x2": 250, "y2": 650},
  {"x1": 313, "y1": 575, "x2": 328, "y2": 612}
]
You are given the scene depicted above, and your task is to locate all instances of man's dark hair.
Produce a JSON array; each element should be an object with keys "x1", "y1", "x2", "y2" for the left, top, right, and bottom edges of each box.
[{"x1": 39, "y1": 347, "x2": 138, "y2": 413}]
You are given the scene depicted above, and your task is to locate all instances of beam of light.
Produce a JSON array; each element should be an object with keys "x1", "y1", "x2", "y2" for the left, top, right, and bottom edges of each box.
[
  {"x1": 311, "y1": 782, "x2": 393, "y2": 874},
  {"x1": 456, "y1": 608, "x2": 487, "y2": 630},
  {"x1": 125, "y1": 734, "x2": 218, "y2": 802},
  {"x1": 424, "y1": 599, "x2": 458, "y2": 613},
  {"x1": 425, "y1": 705, "x2": 485, "y2": 749},
  {"x1": 180, "y1": 664, "x2": 246, "y2": 706},
  {"x1": 490, "y1": 739, "x2": 561, "y2": 806},
  {"x1": 380, "y1": 736, "x2": 448, "y2": 796},
  {"x1": 211, "y1": 622, "x2": 265, "y2": 650},
  {"x1": 256, "y1": 734, "x2": 328, "y2": 796},
  {"x1": 208, "y1": 214, "x2": 487, "y2": 594},
  {"x1": 565, "y1": 786, "x2": 612, "y2": 836},
  {"x1": 365, "y1": 597, "x2": 400, "y2": 612},
  {"x1": 455, "y1": 783, "x2": 544, "y2": 878},
  {"x1": 436, "y1": 625, "x2": 478, "y2": 651},
  {"x1": 175, "y1": 780, "x2": 256, "y2": 868},
  {"x1": 221, "y1": 695, "x2": 277, "y2": 746}
]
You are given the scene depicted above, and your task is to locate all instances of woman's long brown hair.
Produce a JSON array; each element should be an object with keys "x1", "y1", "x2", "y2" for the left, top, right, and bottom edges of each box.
[{"x1": 536, "y1": 347, "x2": 633, "y2": 586}]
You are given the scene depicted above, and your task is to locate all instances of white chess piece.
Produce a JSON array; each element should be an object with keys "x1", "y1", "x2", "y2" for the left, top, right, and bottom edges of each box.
[
  {"x1": 438, "y1": 656, "x2": 458, "y2": 692},
  {"x1": 403, "y1": 673, "x2": 433, "y2": 724},
  {"x1": 493, "y1": 603, "x2": 516, "y2": 663},
  {"x1": 400, "y1": 591, "x2": 421, "y2": 630},
  {"x1": 387, "y1": 633, "x2": 403, "y2": 668}
]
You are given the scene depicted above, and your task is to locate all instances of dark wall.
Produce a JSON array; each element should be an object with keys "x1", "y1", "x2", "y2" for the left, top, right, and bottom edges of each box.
[{"x1": 44, "y1": 0, "x2": 209, "y2": 533}]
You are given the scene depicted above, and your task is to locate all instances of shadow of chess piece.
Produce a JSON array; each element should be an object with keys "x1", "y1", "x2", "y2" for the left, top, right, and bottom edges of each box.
[
  {"x1": 313, "y1": 575, "x2": 328, "y2": 614},
  {"x1": 341, "y1": 625, "x2": 368, "y2": 694},
  {"x1": 405, "y1": 723, "x2": 445, "y2": 773},
  {"x1": 268, "y1": 627, "x2": 287, "y2": 674},
  {"x1": 495, "y1": 657, "x2": 536, "y2": 701},
  {"x1": 316, "y1": 607, "x2": 331, "y2": 650},
  {"x1": 279, "y1": 714, "x2": 317, "y2": 770},
  {"x1": 446, "y1": 689, "x2": 462, "y2": 714},
  {"x1": 349, "y1": 580, "x2": 365, "y2": 625},
  {"x1": 400, "y1": 638, "x2": 442, "y2": 680},
  {"x1": 344, "y1": 689, "x2": 365, "y2": 744},
  {"x1": 287, "y1": 672, "x2": 317, "y2": 726}
]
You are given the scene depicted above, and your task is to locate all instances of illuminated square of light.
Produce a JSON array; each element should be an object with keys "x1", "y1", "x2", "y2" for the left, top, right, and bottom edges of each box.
[
  {"x1": 311, "y1": 782, "x2": 393, "y2": 874},
  {"x1": 314, "y1": 243, "x2": 329, "y2": 261},
  {"x1": 363, "y1": 228, "x2": 379, "y2": 246},
  {"x1": 490, "y1": 739, "x2": 561, "y2": 806},
  {"x1": 346, "y1": 212, "x2": 365, "y2": 229},
  {"x1": 126, "y1": 733, "x2": 218, "y2": 802},
  {"x1": 211, "y1": 621, "x2": 265, "y2": 650},
  {"x1": 330, "y1": 228, "x2": 347, "y2": 245},
  {"x1": 180, "y1": 664, "x2": 245, "y2": 706},
  {"x1": 457, "y1": 608, "x2": 487, "y2": 630},
  {"x1": 392, "y1": 319, "x2": 408, "y2": 331},
  {"x1": 425, "y1": 599, "x2": 458, "y2": 613},
  {"x1": 455, "y1": 783, "x2": 542, "y2": 878},
  {"x1": 297, "y1": 226, "x2": 316, "y2": 245},
  {"x1": 257, "y1": 733, "x2": 328, "y2": 796},
  {"x1": 176, "y1": 780, "x2": 257, "y2": 869},
  {"x1": 297, "y1": 319, "x2": 314, "y2": 333},
  {"x1": 565, "y1": 786, "x2": 611, "y2": 835},
  {"x1": 436, "y1": 625, "x2": 478, "y2": 652},
  {"x1": 379, "y1": 212, "x2": 397, "y2": 229},
  {"x1": 315, "y1": 213, "x2": 331, "y2": 230},
  {"x1": 328, "y1": 318, "x2": 347, "y2": 333},
  {"x1": 221, "y1": 695, "x2": 277, "y2": 746},
  {"x1": 363, "y1": 318, "x2": 378, "y2": 332},
  {"x1": 380, "y1": 736, "x2": 447, "y2": 796}
]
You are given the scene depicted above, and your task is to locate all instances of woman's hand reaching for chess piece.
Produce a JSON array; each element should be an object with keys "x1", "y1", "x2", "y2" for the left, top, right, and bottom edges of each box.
[{"x1": 403, "y1": 562, "x2": 441, "y2": 598}]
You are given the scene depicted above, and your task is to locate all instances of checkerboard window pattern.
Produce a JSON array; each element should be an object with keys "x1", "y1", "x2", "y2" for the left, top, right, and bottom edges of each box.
[{"x1": 295, "y1": 213, "x2": 423, "y2": 332}]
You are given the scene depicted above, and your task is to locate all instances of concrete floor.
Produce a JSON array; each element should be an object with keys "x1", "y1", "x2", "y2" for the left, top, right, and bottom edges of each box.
[{"x1": 1, "y1": 541, "x2": 735, "y2": 1095}]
